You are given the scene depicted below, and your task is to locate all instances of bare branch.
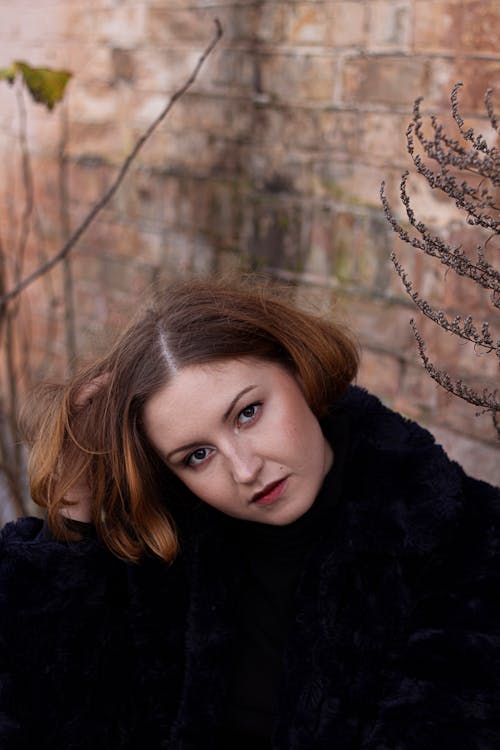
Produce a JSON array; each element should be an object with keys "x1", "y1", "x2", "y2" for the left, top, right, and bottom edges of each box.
[
  {"x1": 411, "y1": 320, "x2": 500, "y2": 412},
  {"x1": 58, "y1": 102, "x2": 77, "y2": 370},
  {"x1": 392, "y1": 252, "x2": 499, "y2": 360},
  {"x1": 0, "y1": 18, "x2": 223, "y2": 309},
  {"x1": 14, "y1": 83, "x2": 35, "y2": 283}
]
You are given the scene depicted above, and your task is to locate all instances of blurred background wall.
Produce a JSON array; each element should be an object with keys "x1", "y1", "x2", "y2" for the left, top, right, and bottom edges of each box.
[{"x1": 0, "y1": 0, "x2": 498, "y2": 512}]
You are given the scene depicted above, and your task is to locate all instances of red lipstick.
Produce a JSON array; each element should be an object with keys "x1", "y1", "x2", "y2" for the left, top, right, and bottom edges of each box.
[{"x1": 251, "y1": 477, "x2": 288, "y2": 506}]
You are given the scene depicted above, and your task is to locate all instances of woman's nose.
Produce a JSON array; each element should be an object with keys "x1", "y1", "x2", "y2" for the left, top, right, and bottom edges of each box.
[{"x1": 227, "y1": 443, "x2": 263, "y2": 485}]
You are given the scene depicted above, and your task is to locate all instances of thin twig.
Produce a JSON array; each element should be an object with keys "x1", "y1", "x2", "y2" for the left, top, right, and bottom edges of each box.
[
  {"x1": 15, "y1": 83, "x2": 34, "y2": 281},
  {"x1": 391, "y1": 251, "x2": 499, "y2": 360},
  {"x1": 0, "y1": 18, "x2": 223, "y2": 308},
  {"x1": 411, "y1": 320, "x2": 500, "y2": 412},
  {"x1": 59, "y1": 102, "x2": 77, "y2": 371}
]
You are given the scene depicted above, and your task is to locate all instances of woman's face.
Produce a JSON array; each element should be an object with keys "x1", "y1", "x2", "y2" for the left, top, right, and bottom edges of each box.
[{"x1": 143, "y1": 358, "x2": 333, "y2": 525}]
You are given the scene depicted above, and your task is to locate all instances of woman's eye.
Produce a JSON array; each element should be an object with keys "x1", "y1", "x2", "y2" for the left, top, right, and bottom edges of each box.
[
  {"x1": 237, "y1": 402, "x2": 261, "y2": 425},
  {"x1": 185, "y1": 447, "x2": 211, "y2": 467}
]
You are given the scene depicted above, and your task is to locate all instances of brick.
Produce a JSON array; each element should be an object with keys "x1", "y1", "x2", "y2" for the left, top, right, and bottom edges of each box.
[
  {"x1": 245, "y1": 200, "x2": 311, "y2": 272},
  {"x1": 214, "y1": 247, "x2": 247, "y2": 275},
  {"x1": 428, "y1": 424, "x2": 500, "y2": 486},
  {"x1": 66, "y1": 120, "x2": 126, "y2": 162},
  {"x1": 252, "y1": 107, "x2": 359, "y2": 156},
  {"x1": 291, "y1": 283, "x2": 343, "y2": 322},
  {"x1": 234, "y1": 3, "x2": 286, "y2": 44},
  {"x1": 438, "y1": 380, "x2": 499, "y2": 443},
  {"x1": 29, "y1": 155, "x2": 62, "y2": 218},
  {"x1": 80, "y1": 249, "x2": 153, "y2": 296},
  {"x1": 159, "y1": 228, "x2": 195, "y2": 273},
  {"x1": 62, "y1": 44, "x2": 110, "y2": 83},
  {"x1": 249, "y1": 145, "x2": 319, "y2": 195},
  {"x1": 328, "y1": 208, "x2": 395, "y2": 294},
  {"x1": 69, "y1": 81, "x2": 122, "y2": 124},
  {"x1": 127, "y1": 47, "x2": 204, "y2": 93},
  {"x1": 304, "y1": 206, "x2": 337, "y2": 278},
  {"x1": 253, "y1": 106, "x2": 320, "y2": 151},
  {"x1": 393, "y1": 357, "x2": 443, "y2": 418},
  {"x1": 158, "y1": 176, "x2": 196, "y2": 227},
  {"x1": 157, "y1": 130, "x2": 243, "y2": 177},
  {"x1": 343, "y1": 295, "x2": 416, "y2": 353},
  {"x1": 66, "y1": 158, "x2": 114, "y2": 206},
  {"x1": 414, "y1": 1, "x2": 461, "y2": 52},
  {"x1": 423, "y1": 57, "x2": 457, "y2": 110},
  {"x1": 78, "y1": 216, "x2": 163, "y2": 265},
  {"x1": 159, "y1": 228, "x2": 216, "y2": 275},
  {"x1": 146, "y1": 7, "x2": 221, "y2": 45},
  {"x1": 164, "y1": 94, "x2": 253, "y2": 139},
  {"x1": 205, "y1": 181, "x2": 245, "y2": 241},
  {"x1": 343, "y1": 56, "x2": 428, "y2": 106},
  {"x1": 390, "y1": 374, "x2": 498, "y2": 468},
  {"x1": 0, "y1": 89, "x2": 17, "y2": 141},
  {"x1": 111, "y1": 168, "x2": 169, "y2": 226},
  {"x1": 260, "y1": 53, "x2": 336, "y2": 104},
  {"x1": 111, "y1": 48, "x2": 135, "y2": 84},
  {"x1": 87, "y1": 6, "x2": 147, "y2": 49},
  {"x1": 358, "y1": 111, "x2": 410, "y2": 166},
  {"x1": 452, "y1": 61, "x2": 500, "y2": 114},
  {"x1": 366, "y1": 0, "x2": 413, "y2": 52},
  {"x1": 284, "y1": 4, "x2": 329, "y2": 46},
  {"x1": 356, "y1": 348, "x2": 403, "y2": 400},
  {"x1": 329, "y1": 2, "x2": 366, "y2": 48},
  {"x1": 461, "y1": 1, "x2": 500, "y2": 54},
  {"x1": 360, "y1": 213, "x2": 396, "y2": 293},
  {"x1": 313, "y1": 161, "x2": 396, "y2": 209},
  {"x1": 190, "y1": 233, "x2": 217, "y2": 273},
  {"x1": 205, "y1": 48, "x2": 255, "y2": 95},
  {"x1": 0, "y1": 5, "x2": 63, "y2": 43},
  {"x1": 316, "y1": 109, "x2": 359, "y2": 152}
]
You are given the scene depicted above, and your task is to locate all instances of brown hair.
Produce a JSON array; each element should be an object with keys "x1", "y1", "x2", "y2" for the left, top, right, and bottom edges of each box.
[{"x1": 22, "y1": 276, "x2": 359, "y2": 562}]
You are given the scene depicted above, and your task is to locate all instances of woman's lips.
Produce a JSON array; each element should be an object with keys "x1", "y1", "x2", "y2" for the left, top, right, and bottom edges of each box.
[{"x1": 251, "y1": 477, "x2": 288, "y2": 506}]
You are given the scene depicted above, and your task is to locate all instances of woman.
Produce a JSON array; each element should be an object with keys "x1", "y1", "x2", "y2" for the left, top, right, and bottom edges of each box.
[{"x1": 1, "y1": 277, "x2": 499, "y2": 749}]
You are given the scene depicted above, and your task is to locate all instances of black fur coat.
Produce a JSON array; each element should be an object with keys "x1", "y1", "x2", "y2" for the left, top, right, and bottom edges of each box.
[{"x1": 1, "y1": 387, "x2": 499, "y2": 749}]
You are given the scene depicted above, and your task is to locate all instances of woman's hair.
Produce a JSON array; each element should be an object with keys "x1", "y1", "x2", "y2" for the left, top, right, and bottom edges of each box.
[{"x1": 22, "y1": 276, "x2": 359, "y2": 562}]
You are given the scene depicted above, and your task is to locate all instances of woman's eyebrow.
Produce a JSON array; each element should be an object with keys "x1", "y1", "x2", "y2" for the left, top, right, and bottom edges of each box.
[
  {"x1": 222, "y1": 385, "x2": 257, "y2": 422},
  {"x1": 166, "y1": 385, "x2": 258, "y2": 460}
]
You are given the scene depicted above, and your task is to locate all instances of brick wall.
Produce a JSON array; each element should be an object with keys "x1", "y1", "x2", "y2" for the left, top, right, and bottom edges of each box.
[{"x1": 0, "y1": 0, "x2": 498, "y2": 484}]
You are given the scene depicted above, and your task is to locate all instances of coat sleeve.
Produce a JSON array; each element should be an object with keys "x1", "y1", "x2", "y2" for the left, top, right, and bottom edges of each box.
[
  {"x1": 0, "y1": 517, "x2": 144, "y2": 749},
  {"x1": 365, "y1": 473, "x2": 500, "y2": 750}
]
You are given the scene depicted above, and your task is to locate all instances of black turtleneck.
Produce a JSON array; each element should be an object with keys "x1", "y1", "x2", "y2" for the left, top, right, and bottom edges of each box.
[{"x1": 216, "y1": 409, "x2": 350, "y2": 749}]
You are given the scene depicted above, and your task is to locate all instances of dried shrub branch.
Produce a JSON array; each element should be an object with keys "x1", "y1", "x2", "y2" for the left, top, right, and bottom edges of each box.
[{"x1": 381, "y1": 82, "x2": 500, "y2": 434}]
